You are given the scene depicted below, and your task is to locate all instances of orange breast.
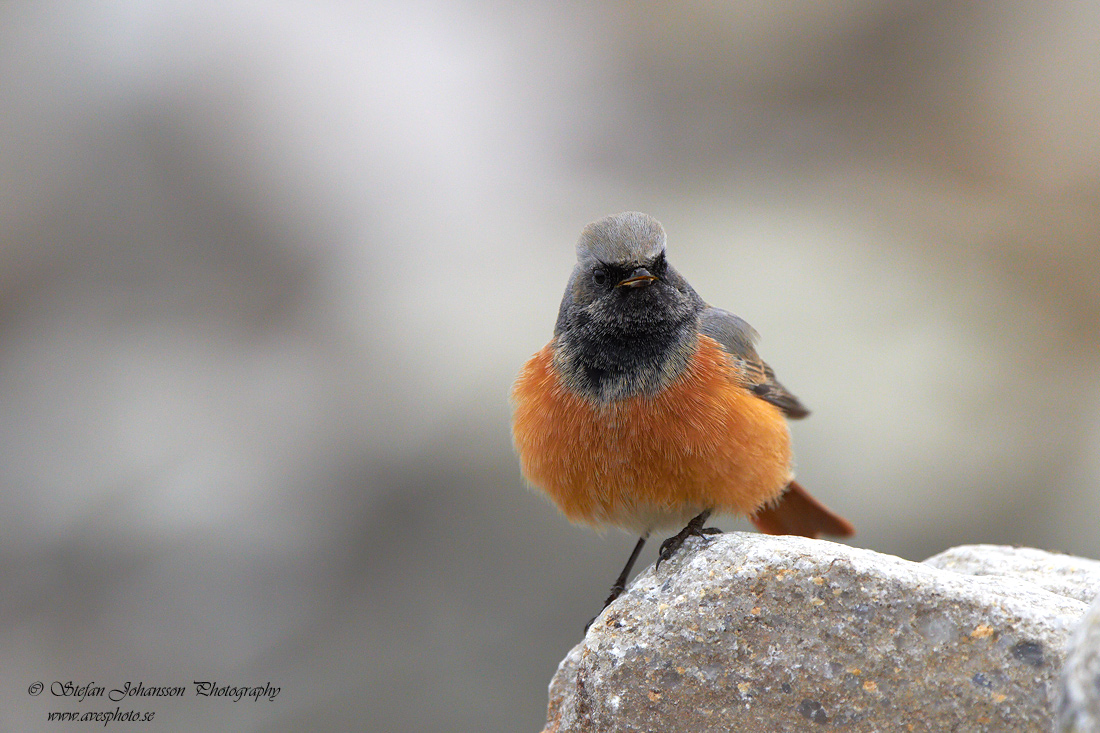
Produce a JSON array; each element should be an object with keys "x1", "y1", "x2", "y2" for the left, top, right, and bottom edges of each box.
[{"x1": 510, "y1": 335, "x2": 793, "y2": 534}]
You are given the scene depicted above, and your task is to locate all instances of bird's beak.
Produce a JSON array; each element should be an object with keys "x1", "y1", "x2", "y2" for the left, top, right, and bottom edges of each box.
[{"x1": 616, "y1": 268, "x2": 657, "y2": 288}]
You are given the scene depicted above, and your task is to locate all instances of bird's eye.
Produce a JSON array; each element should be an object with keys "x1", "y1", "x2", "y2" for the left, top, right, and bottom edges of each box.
[{"x1": 592, "y1": 269, "x2": 607, "y2": 285}]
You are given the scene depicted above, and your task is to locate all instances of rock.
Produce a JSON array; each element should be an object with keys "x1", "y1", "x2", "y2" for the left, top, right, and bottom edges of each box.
[
  {"x1": 1059, "y1": 590, "x2": 1100, "y2": 732},
  {"x1": 542, "y1": 533, "x2": 1094, "y2": 733},
  {"x1": 924, "y1": 545, "x2": 1100, "y2": 604}
]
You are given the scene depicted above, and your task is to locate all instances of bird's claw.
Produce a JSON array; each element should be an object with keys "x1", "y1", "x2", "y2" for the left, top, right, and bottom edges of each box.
[{"x1": 655, "y1": 520, "x2": 719, "y2": 570}]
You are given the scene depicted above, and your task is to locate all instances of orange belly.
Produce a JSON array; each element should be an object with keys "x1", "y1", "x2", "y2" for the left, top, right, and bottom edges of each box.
[{"x1": 511, "y1": 335, "x2": 793, "y2": 534}]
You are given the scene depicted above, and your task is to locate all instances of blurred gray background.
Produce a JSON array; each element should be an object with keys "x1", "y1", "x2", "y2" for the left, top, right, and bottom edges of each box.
[{"x1": 2, "y1": 2, "x2": 1099, "y2": 731}]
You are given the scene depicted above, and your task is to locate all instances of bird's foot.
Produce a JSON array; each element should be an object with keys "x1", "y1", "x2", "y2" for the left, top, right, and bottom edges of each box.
[
  {"x1": 655, "y1": 510, "x2": 715, "y2": 570},
  {"x1": 584, "y1": 581, "x2": 628, "y2": 632}
]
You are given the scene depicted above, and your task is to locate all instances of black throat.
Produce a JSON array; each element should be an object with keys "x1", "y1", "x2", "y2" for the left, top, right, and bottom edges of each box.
[{"x1": 553, "y1": 306, "x2": 702, "y2": 404}]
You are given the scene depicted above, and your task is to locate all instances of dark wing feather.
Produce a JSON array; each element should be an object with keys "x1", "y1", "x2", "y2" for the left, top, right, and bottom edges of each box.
[{"x1": 698, "y1": 307, "x2": 809, "y2": 419}]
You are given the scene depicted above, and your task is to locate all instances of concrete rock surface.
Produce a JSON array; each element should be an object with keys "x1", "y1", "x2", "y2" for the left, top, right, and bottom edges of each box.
[
  {"x1": 925, "y1": 545, "x2": 1100, "y2": 604},
  {"x1": 1059, "y1": 590, "x2": 1100, "y2": 733},
  {"x1": 542, "y1": 534, "x2": 1099, "y2": 733}
]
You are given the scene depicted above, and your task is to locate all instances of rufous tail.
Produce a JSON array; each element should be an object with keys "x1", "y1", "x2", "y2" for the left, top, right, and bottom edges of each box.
[{"x1": 750, "y1": 480, "x2": 854, "y2": 539}]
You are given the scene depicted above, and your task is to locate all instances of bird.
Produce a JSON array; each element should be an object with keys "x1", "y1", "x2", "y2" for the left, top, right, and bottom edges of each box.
[{"x1": 511, "y1": 212, "x2": 854, "y2": 621}]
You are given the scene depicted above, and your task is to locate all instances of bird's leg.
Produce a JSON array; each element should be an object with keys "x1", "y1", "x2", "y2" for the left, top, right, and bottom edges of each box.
[
  {"x1": 656, "y1": 509, "x2": 714, "y2": 569},
  {"x1": 601, "y1": 535, "x2": 648, "y2": 608},
  {"x1": 585, "y1": 535, "x2": 647, "y2": 632}
]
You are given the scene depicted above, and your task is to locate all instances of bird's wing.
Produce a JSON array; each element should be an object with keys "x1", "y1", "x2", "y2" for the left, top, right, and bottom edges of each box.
[{"x1": 698, "y1": 307, "x2": 809, "y2": 419}]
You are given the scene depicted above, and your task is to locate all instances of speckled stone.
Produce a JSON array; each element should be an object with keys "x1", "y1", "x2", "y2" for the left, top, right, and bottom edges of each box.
[
  {"x1": 1059, "y1": 590, "x2": 1100, "y2": 732},
  {"x1": 924, "y1": 545, "x2": 1100, "y2": 604},
  {"x1": 542, "y1": 533, "x2": 1091, "y2": 733}
]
